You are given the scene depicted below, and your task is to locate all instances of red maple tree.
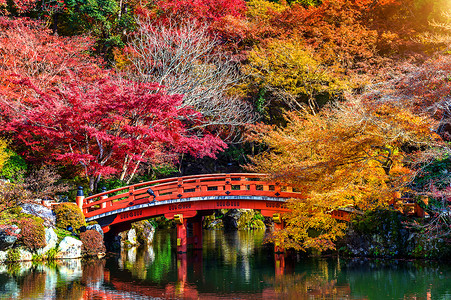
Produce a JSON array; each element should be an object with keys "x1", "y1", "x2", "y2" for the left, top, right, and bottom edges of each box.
[{"x1": 1, "y1": 77, "x2": 226, "y2": 191}]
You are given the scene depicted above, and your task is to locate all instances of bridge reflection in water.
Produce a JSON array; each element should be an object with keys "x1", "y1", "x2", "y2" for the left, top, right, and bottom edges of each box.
[
  {"x1": 83, "y1": 230, "x2": 354, "y2": 300},
  {"x1": 0, "y1": 229, "x2": 449, "y2": 299}
]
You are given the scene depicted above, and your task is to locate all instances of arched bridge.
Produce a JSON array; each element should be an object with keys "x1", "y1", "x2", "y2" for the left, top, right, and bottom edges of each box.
[{"x1": 79, "y1": 173, "x2": 351, "y2": 252}]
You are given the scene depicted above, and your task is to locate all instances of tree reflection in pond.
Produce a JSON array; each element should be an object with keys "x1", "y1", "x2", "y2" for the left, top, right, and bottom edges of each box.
[{"x1": 0, "y1": 230, "x2": 450, "y2": 299}]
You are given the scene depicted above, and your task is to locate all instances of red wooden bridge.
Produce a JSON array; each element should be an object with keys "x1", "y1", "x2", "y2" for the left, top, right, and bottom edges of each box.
[{"x1": 78, "y1": 173, "x2": 351, "y2": 252}]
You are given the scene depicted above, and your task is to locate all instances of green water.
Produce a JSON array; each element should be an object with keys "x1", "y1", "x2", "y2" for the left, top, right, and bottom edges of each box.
[{"x1": 0, "y1": 229, "x2": 450, "y2": 299}]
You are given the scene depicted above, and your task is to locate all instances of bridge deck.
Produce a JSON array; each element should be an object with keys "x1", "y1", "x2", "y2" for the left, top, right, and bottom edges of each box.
[{"x1": 80, "y1": 173, "x2": 353, "y2": 231}]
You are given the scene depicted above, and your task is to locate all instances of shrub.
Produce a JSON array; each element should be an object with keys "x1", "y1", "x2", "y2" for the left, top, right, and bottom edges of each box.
[
  {"x1": 19, "y1": 217, "x2": 46, "y2": 250},
  {"x1": 53, "y1": 203, "x2": 85, "y2": 230},
  {"x1": 45, "y1": 247, "x2": 58, "y2": 260},
  {"x1": 0, "y1": 181, "x2": 31, "y2": 214},
  {"x1": 6, "y1": 248, "x2": 20, "y2": 261},
  {"x1": 79, "y1": 230, "x2": 105, "y2": 257},
  {"x1": 1, "y1": 149, "x2": 27, "y2": 182},
  {"x1": 32, "y1": 253, "x2": 44, "y2": 261},
  {"x1": 23, "y1": 166, "x2": 70, "y2": 200},
  {"x1": 53, "y1": 227, "x2": 74, "y2": 242}
]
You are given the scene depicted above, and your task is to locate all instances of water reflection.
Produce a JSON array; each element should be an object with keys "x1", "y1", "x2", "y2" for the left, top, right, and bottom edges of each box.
[{"x1": 0, "y1": 230, "x2": 450, "y2": 299}]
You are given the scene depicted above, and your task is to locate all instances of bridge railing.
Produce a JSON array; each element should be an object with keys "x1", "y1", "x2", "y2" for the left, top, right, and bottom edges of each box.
[{"x1": 82, "y1": 173, "x2": 304, "y2": 218}]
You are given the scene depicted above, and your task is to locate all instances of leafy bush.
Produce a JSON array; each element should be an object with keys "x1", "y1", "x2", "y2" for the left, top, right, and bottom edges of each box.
[
  {"x1": 19, "y1": 217, "x2": 46, "y2": 250},
  {"x1": 79, "y1": 230, "x2": 105, "y2": 257},
  {"x1": 1, "y1": 149, "x2": 27, "y2": 182},
  {"x1": 238, "y1": 210, "x2": 266, "y2": 230},
  {"x1": 32, "y1": 253, "x2": 44, "y2": 261},
  {"x1": 23, "y1": 166, "x2": 70, "y2": 200},
  {"x1": 45, "y1": 247, "x2": 58, "y2": 260},
  {"x1": 53, "y1": 227, "x2": 74, "y2": 242},
  {"x1": 53, "y1": 203, "x2": 85, "y2": 230},
  {"x1": 0, "y1": 181, "x2": 30, "y2": 214},
  {"x1": 6, "y1": 248, "x2": 20, "y2": 262}
]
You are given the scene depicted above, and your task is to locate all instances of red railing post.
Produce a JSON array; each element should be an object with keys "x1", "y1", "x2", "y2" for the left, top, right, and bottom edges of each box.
[
  {"x1": 225, "y1": 175, "x2": 231, "y2": 192},
  {"x1": 128, "y1": 186, "x2": 135, "y2": 202},
  {"x1": 240, "y1": 176, "x2": 246, "y2": 190},
  {"x1": 178, "y1": 178, "x2": 184, "y2": 195},
  {"x1": 100, "y1": 186, "x2": 107, "y2": 209}
]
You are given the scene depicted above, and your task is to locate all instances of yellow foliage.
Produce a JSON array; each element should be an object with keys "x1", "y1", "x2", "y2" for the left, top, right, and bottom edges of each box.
[
  {"x1": 244, "y1": 38, "x2": 350, "y2": 111},
  {"x1": 246, "y1": 0, "x2": 288, "y2": 21},
  {"x1": 113, "y1": 48, "x2": 132, "y2": 70},
  {"x1": 0, "y1": 140, "x2": 10, "y2": 171},
  {"x1": 247, "y1": 97, "x2": 439, "y2": 251}
]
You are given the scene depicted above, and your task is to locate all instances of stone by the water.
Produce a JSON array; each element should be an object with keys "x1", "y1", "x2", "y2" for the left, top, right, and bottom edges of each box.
[
  {"x1": 56, "y1": 237, "x2": 83, "y2": 259},
  {"x1": 0, "y1": 225, "x2": 21, "y2": 250}
]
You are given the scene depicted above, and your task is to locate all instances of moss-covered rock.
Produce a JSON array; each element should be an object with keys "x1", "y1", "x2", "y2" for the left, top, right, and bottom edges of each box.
[
  {"x1": 131, "y1": 220, "x2": 155, "y2": 245},
  {"x1": 237, "y1": 210, "x2": 266, "y2": 230},
  {"x1": 340, "y1": 209, "x2": 451, "y2": 260},
  {"x1": 203, "y1": 214, "x2": 223, "y2": 229}
]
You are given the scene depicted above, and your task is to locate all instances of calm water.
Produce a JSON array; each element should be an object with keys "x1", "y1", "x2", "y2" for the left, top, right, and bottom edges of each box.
[{"x1": 0, "y1": 229, "x2": 450, "y2": 299}]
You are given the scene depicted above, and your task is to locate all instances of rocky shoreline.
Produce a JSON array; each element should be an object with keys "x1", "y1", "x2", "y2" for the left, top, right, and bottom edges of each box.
[
  {"x1": 0, "y1": 202, "x2": 107, "y2": 262},
  {"x1": 1, "y1": 204, "x2": 449, "y2": 262}
]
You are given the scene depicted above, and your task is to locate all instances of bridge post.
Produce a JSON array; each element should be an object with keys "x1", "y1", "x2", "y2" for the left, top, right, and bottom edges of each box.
[
  {"x1": 175, "y1": 214, "x2": 188, "y2": 253},
  {"x1": 100, "y1": 186, "x2": 107, "y2": 209},
  {"x1": 75, "y1": 186, "x2": 84, "y2": 211}
]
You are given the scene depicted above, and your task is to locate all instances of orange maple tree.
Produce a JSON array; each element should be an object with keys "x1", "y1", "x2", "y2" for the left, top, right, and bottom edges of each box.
[{"x1": 247, "y1": 95, "x2": 440, "y2": 251}]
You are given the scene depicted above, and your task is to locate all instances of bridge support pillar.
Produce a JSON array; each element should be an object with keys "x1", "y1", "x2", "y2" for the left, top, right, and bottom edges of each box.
[{"x1": 176, "y1": 215, "x2": 188, "y2": 253}]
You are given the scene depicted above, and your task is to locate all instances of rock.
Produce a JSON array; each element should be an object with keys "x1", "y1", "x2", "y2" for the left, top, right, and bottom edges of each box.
[
  {"x1": 120, "y1": 228, "x2": 138, "y2": 248},
  {"x1": 0, "y1": 225, "x2": 21, "y2": 250},
  {"x1": 127, "y1": 229, "x2": 138, "y2": 245},
  {"x1": 86, "y1": 224, "x2": 104, "y2": 238},
  {"x1": 132, "y1": 220, "x2": 155, "y2": 245},
  {"x1": 20, "y1": 203, "x2": 56, "y2": 228},
  {"x1": 142, "y1": 222, "x2": 155, "y2": 244},
  {"x1": 0, "y1": 250, "x2": 7, "y2": 263},
  {"x1": 204, "y1": 216, "x2": 223, "y2": 229},
  {"x1": 37, "y1": 228, "x2": 58, "y2": 257},
  {"x1": 18, "y1": 249, "x2": 33, "y2": 261},
  {"x1": 222, "y1": 209, "x2": 242, "y2": 231},
  {"x1": 56, "y1": 237, "x2": 83, "y2": 259}
]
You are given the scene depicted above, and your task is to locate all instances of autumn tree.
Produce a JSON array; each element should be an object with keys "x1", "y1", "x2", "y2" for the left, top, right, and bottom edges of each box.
[
  {"x1": 122, "y1": 18, "x2": 255, "y2": 138},
  {"x1": 361, "y1": 53, "x2": 451, "y2": 243},
  {"x1": 244, "y1": 38, "x2": 349, "y2": 115},
  {"x1": 418, "y1": 6, "x2": 451, "y2": 47},
  {"x1": 1, "y1": 77, "x2": 226, "y2": 191},
  {"x1": 142, "y1": 0, "x2": 246, "y2": 24},
  {"x1": 247, "y1": 95, "x2": 439, "y2": 251},
  {"x1": 0, "y1": 17, "x2": 100, "y2": 98}
]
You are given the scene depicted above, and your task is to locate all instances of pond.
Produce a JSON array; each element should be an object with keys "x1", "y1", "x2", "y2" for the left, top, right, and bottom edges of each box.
[{"x1": 0, "y1": 229, "x2": 450, "y2": 299}]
